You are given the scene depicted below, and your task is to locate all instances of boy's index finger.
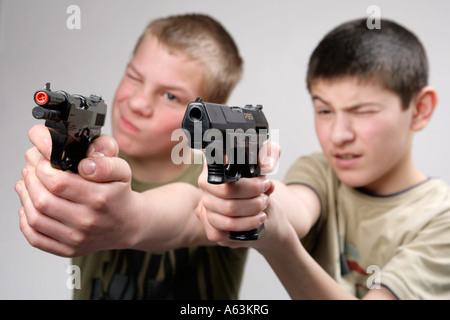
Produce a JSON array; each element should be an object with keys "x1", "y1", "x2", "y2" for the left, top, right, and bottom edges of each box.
[{"x1": 28, "y1": 124, "x2": 52, "y2": 161}]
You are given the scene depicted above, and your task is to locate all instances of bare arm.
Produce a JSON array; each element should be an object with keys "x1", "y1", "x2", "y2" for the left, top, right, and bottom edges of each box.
[{"x1": 15, "y1": 125, "x2": 209, "y2": 257}]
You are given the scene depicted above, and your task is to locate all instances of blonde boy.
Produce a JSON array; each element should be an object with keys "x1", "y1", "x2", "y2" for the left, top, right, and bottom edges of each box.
[{"x1": 16, "y1": 14, "x2": 246, "y2": 299}]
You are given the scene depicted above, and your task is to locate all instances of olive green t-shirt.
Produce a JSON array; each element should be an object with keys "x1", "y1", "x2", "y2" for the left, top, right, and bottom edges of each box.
[
  {"x1": 284, "y1": 152, "x2": 450, "y2": 299},
  {"x1": 73, "y1": 156, "x2": 248, "y2": 300}
]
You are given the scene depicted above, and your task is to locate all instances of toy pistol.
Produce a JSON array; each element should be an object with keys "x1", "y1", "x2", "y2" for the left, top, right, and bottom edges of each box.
[
  {"x1": 32, "y1": 82, "x2": 107, "y2": 173},
  {"x1": 182, "y1": 97, "x2": 269, "y2": 241}
]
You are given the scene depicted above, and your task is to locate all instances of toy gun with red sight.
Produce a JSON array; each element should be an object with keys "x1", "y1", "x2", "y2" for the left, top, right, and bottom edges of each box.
[
  {"x1": 182, "y1": 97, "x2": 269, "y2": 241},
  {"x1": 32, "y1": 82, "x2": 107, "y2": 173}
]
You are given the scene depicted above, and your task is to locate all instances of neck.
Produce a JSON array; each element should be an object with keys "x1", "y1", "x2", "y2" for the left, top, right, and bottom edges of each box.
[{"x1": 363, "y1": 151, "x2": 427, "y2": 196}]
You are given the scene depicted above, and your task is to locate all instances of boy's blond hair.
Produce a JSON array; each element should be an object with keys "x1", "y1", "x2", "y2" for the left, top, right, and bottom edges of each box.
[{"x1": 134, "y1": 14, "x2": 243, "y2": 103}]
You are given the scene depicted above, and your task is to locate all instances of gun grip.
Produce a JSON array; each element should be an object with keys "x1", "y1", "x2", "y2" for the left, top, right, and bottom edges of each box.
[
  {"x1": 206, "y1": 163, "x2": 265, "y2": 240},
  {"x1": 207, "y1": 163, "x2": 226, "y2": 184},
  {"x1": 229, "y1": 224, "x2": 265, "y2": 241}
]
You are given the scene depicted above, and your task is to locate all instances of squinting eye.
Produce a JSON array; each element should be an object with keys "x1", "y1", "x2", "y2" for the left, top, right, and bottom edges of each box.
[
  {"x1": 317, "y1": 109, "x2": 332, "y2": 115},
  {"x1": 356, "y1": 107, "x2": 378, "y2": 114},
  {"x1": 126, "y1": 72, "x2": 142, "y2": 82}
]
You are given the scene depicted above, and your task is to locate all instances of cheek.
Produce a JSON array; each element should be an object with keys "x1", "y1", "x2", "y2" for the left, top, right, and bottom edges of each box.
[
  {"x1": 148, "y1": 109, "x2": 185, "y2": 137},
  {"x1": 315, "y1": 119, "x2": 331, "y2": 149},
  {"x1": 113, "y1": 78, "x2": 132, "y2": 103},
  {"x1": 111, "y1": 83, "x2": 128, "y2": 119},
  {"x1": 356, "y1": 116, "x2": 406, "y2": 155},
  {"x1": 111, "y1": 101, "x2": 122, "y2": 135}
]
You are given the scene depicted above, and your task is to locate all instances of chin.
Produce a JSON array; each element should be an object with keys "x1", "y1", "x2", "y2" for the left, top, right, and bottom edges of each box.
[
  {"x1": 335, "y1": 171, "x2": 369, "y2": 189},
  {"x1": 115, "y1": 136, "x2": 135, "y2": 155}
]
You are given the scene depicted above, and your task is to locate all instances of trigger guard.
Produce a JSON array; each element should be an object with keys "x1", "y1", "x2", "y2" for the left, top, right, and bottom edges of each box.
[
  {"x1": 225, "y1": 164, "x2": 241, "y2": 182},
  {"x1": 49, "y1": 129, "x2": 67, "y2": 170}
]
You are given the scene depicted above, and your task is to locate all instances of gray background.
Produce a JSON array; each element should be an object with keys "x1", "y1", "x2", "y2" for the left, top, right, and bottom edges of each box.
[{"x1": 1, "y1": 0, "x2": 449, "y2": 299}]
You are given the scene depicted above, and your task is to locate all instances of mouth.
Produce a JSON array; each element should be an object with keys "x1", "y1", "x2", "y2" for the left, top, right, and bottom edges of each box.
[
  {"x1": 333, "y1": 152, "x2": 362, "y2": 168},
  {"x1": 120, "y1": 116, "x2": 139, "y2": 133},
  {"x1": 336, "y1": 154, "x2": 360, "y2": 160}
]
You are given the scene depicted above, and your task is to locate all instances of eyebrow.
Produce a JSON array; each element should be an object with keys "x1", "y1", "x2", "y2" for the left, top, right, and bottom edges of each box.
[
  {"x1": 126, "y1": 62, "x2": 145, "y2": 79},
  {"x1": 311, "y1": 95, "x2": 381, "y2": 111},
  {"x1": 312, "y1": 95, "x2": 330, "y2": 106}
]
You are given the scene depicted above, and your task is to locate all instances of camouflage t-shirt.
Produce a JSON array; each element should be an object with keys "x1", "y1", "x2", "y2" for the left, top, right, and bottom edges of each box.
[{"x1": 73, "y1": 156, "x2": 248, "y2": 299}]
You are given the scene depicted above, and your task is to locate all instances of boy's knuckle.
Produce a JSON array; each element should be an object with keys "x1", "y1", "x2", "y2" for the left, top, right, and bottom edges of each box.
[
  {"x1": 79, "y1": 216, "x2": 96, "y2": 230},
  {"x1": 27, "y1": 235, "x2": 41, "y2": 249},
  {"x1": 47, "y1": 178, "x2": 67, "y2": 195},
  {"x1": 206, "y1": 229, "x2": 224, "y2": 243},
  {"x1": 67, "y1": 229, "x2": 86, "y2": 246},
  {"x1": 33, "y1": 195, "x2": 48, "y2": 213},
  {"x1": 92, "y1": 193, "x2": 108, "y2": 211},
  {"x1": 27, "y1": 213, "x2": 39, "y2": 230}
]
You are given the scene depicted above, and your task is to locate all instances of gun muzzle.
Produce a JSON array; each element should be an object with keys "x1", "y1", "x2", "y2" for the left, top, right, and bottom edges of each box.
[{"x1": 34, "y1": 89, "x2": 66, "y2": 107}]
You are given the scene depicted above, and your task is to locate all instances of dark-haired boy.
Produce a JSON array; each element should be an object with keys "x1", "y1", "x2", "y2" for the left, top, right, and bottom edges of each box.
[{"x1": 197, "y1": 18, "x2": 450, "y2": 299}]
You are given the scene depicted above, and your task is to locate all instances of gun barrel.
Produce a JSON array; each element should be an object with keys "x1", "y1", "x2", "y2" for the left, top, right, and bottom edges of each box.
[
  {"x1": 34, "y1": 89, "x2": 66, "y2": 106},
  {"x1": 188, "y1": 105, "x2": 204, "y2": 122},
  {"x1": 32, "y1": 106, "x2": 61, "y2": 121}
]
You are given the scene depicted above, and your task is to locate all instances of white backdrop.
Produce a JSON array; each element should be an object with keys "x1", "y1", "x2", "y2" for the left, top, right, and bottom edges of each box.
[{"x1": 1, "y1": 0, "x2": 449, "y2": 299}]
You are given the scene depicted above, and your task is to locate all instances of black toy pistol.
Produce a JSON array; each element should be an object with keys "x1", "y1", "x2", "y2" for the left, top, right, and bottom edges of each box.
[
  {"x1": 32, "y1": 82, "x2": 107, "y2": 173},
  {"x1": 182, "y1": 97, "x2": 269, "y2": 241}
]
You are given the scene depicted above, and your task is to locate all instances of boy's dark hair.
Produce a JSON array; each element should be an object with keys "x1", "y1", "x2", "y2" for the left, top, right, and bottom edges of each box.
[{"x1": 306, "y1": 18, "x2": 428, "y2": 109}]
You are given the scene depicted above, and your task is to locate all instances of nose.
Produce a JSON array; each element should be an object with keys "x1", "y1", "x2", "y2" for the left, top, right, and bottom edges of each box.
[
  {"x1": 128, "y1": 87, "x2": 153, "y2": 117},
  {"x1": 329, "y1": 113, "x2": 355, "y2": 146}
]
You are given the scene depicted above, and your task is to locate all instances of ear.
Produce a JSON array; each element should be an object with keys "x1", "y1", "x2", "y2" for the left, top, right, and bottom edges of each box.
[{"x1": 410, "y1": 86, "x2": 438, "y2": 131}]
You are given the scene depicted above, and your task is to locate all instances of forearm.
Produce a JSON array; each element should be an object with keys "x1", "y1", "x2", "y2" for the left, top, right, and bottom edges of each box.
[
  {"x1": 130, "y1": 182, "x2": 211, "y2": 253},
  {"x1": 259, "y1": 225, "x2": 356, "y2": 300},
  {"x1": 258, "y1": 182, "x2": 356, "y2": 299},
  {"x1": 269, "y1": 180, "x2": 321, "y2": 239}
]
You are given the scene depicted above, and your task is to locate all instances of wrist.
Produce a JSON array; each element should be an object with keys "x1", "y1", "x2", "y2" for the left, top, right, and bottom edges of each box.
[{"x1": 119, "y1": 190, "x2": 146, "y2": 250}]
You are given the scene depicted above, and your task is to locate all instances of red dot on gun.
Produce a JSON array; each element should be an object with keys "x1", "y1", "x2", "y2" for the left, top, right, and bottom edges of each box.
[{"x1": 35, "y1": 91, "x2": 48, "y2": 105}]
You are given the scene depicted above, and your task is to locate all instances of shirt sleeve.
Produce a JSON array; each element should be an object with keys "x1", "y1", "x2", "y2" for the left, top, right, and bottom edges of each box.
[{"x1": 380, "y1": 208, "x2": 450, "y2": 299}]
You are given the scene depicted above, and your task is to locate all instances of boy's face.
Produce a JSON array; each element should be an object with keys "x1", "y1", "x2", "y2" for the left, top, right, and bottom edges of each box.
[
  {"x1": 311, "y1": 77, "x2": 416, "y2": 194},
  {"x1": 112, "y1": 35, "x2": 204, "y2": 160}
]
